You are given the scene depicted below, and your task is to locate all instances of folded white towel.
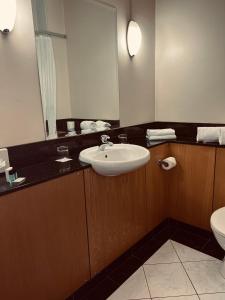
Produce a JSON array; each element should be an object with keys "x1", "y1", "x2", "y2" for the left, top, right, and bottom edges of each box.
[
  {"x1": 65, "y1": 131, "x2": 77, "y2": 137},
  {"x1": 80, "y1": 121, "x2": 97, "y2": 130},
  {"x1": 96, "y1": 120, "x2": 111, "y2": 128},
  {"x1": 0, "y1": 160, "x2": 6, "y2": 171},
  {"x1": 81, "y1": 129, "x2": 96, "y2": 134},
  {"x1": 196, "y1": 127, "x2": 224, "y2": 142},
  {"x1": 146, "y1": 135, "x2": 177, "y2": 141},
  {"x1": 96, "y1": 127, "x2": 109, "y2": 132},
  {"x1": 219, "y1": 128, "x2": 225, "y2": 145},
  {"x1": 147, "y1": 128, "x2": 175, "y2": 137}
]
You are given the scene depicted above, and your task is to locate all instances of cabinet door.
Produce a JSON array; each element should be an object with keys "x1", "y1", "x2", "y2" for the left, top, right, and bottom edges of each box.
[
  {"x1": 169, "y1": 144, "x2": 215, "y2": 230},
  {"x1": 0, "y1": 171, "x2": 90, "y2": 300},
  {"x1": 213, "y1": 148, "x2": 225, "y2": 210},
  {"x1": 84, "y1": 167, "x2": 147, "y2": 276},
  {"x1": 146, "y1": 144, "x2": 170, "y2": 231}
]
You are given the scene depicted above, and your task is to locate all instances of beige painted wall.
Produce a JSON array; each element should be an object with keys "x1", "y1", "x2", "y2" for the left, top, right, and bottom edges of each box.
[
  {"x1": 45, "y1": 0, "x2": 66, "y2": 34},
  {"x1": 155, "y1": 0, "x2": 225, "y2": 123},
  {"x1": 0, "y1": 0, "x2": 45, "y2": 147},
  {"x1": 104, "y1": 0, "x2": 155, "y2": 126},
  {"x1": 64, "y1": 0, "x2": 120, "y2": 120}
]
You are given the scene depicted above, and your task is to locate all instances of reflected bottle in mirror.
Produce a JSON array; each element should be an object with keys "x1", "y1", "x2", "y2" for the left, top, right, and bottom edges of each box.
[
  {"x1": 57, "y1": 146, "x2": 69, "y2": 158},
  {"x1": 118, "y1": 134, "x2": 128, "y2": 143}
]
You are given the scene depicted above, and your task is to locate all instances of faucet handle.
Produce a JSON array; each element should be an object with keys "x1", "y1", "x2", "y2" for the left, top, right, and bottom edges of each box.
[{"x1": 101, "y1": 135, "x2": 110, "y2": 144}]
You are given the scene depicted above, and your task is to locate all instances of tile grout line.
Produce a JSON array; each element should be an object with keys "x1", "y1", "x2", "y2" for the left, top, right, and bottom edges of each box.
[
  {"x1": 198, "y1": 292, "x2": 225, "y2": 295},
  {"x1": 151, "y1": 295, "x2": 198, "y2": 299},
  {"x1": 142, "y1": 265, "x2": 152, "y2": 300},
  {"x1": 127, "y1": 298, "x2": 150, "y2": 300},
  {"x1": 170, "y1": 240, "x2": 201, "y2": 299},
  {"x1": 143, "y1": 258, "x2": 216, "y2": 266}
]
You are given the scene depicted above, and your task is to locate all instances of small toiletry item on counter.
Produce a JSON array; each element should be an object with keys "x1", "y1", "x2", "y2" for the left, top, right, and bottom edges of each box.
[
  {"x1": 67, "y1": 121, "x2": 75, "y2": 132},
  {"x1": 5, "y1": 167, "x2": 18, "y2": 185},
  {"x1": 0, "y1": 148, "x2": 10, "y2": 173},
  {"x1": 118, "y1": 134, "x2": 128, "y2": 143},
  {"x1": 66, "y1": 121, "x2": 76, "y2": 136},
  {"x1": 12, "y1": 177, "x2": 26, "y2": 185},
  {"x1": 55, "y1": 157, "x2": 73, "y2": 163},
  {"x1": 57, "y1": 145, "x2": 69, "y2": 157}
]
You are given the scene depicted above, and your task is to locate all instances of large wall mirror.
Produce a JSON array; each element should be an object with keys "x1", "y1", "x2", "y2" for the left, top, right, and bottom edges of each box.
[{"x1": 31, "y1": 0, "x2": 120, "y2": 139}]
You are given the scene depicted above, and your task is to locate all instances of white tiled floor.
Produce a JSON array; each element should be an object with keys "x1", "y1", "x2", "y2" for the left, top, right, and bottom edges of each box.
[{"x1": 107, "y1": 240, "x2": 225, "y2": 300}]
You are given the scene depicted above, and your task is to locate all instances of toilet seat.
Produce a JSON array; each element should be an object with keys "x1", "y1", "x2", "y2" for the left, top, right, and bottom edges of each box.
[{"x1": 211, "y1": 207, "x2": 225, "y2": 238}]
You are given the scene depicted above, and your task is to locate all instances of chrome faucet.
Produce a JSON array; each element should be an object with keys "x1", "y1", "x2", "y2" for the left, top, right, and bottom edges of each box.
[{"x1": 99, "y1": 135, "x2": 113, "y2": 151}]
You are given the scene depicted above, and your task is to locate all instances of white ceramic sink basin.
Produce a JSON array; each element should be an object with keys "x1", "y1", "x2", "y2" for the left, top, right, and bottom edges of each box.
[{"x1": 79, "y1": 144, "x2": 150, "y2": 176}]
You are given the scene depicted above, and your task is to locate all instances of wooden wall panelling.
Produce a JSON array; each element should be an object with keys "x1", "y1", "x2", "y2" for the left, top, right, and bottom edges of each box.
[
  {"x1": 145, "y1": 144, "x2": 170, "y2": 231},
  {"x1": 84, "y1": 167, "x2": 148, "y2": 277},
  {"x1": 169, "y1": 144, "x2": 215, "y2": 230},
  {"x1": 213, "y1": 148, "x2": 225, "y2": 210},
  {"x1": 0, "y1": 171, "x2": 90, "y2": 300}
]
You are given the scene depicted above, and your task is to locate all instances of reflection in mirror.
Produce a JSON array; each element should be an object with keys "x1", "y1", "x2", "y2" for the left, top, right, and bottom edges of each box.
[{"x1": 31, "y1": 0, "x2": 120, "y2": 139}]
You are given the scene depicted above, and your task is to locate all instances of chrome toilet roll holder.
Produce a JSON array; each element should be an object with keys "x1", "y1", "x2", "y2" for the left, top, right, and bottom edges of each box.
[{"x1": 157, "y1": 159, "x2": 169, "y2": 168}]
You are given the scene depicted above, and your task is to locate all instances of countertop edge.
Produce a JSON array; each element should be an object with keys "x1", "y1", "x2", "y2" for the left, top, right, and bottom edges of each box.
[{"x1": 0, "y1": 139, "x2": 224, "y2": 197}]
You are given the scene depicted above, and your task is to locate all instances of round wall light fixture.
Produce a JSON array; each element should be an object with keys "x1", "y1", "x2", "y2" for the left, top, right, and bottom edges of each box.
[
  {"x1": 127, "y1": 20, "x2": 142, "y2": 57},
  {"x1": 0, "y1": 0, "x2": 17, "y2": 34}
]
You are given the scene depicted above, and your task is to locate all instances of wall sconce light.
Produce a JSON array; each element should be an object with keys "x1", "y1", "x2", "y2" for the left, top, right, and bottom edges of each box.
[
  {"x1": 0, "y1": 0, "x2": 17, "y2": 34},
  {"x1": 127, "y1": 20, "x2": 142, "y2": 57}
]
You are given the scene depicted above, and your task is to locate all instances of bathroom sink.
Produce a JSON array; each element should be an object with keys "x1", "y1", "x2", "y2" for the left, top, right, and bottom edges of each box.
[{"x1": 79, "y1": 144, "x2": 150, "y2": 176}]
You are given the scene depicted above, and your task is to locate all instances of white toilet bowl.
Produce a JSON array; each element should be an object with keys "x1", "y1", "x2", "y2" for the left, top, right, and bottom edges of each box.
[{"x1": 211, "y1": 207, "x2": 225, "y2": 278}]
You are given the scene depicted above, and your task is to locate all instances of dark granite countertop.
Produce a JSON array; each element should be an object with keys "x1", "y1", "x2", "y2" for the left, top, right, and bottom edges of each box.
[
  {"x1": 0, "y1": 137, "x2": 224, "y2": 197},
  {"x1": 0, "y1": 155, "x2": 89, "y2": 196}
]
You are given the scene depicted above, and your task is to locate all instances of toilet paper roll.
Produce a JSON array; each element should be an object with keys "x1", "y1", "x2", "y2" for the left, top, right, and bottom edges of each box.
[{"x1": 161, "y1": 157, "x2": 177, "y2": 171}]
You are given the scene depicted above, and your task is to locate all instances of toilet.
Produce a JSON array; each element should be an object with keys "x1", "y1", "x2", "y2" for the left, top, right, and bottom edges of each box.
[{"x1": 211, "y1": 207, "x2": 225, "y2": 278}]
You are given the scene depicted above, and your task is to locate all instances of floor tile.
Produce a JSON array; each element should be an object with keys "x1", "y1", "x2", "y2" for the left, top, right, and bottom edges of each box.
[
  {"x1": 155, "y1": 296, "x2": 199, "y2": 300},
  {"x1": 144, "y1": 262, "x2": 195, "y2": 298},
  {"x1": 172, "y1": 240, "x2": 216, "y2": 262},
  {"x1": 199, "y1": 294, "x2": 225, "y2": 300},
  {"x1": 107, "y1": 267, "x2": 150, "y2": 300},
  {"x1": 183, "y1": 261, "x2": 225, "y2": 294},
  {"x1": 145, "y1": 240, "x2": 179, "y2": 264}
]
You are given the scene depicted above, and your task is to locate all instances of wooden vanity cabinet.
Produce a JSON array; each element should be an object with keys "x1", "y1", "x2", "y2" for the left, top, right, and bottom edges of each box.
[
  {"x1": 213, "y1": 148, "x2": 225, "y2": 210},
  {"x1": 84, "y1": 167, "x2": 148, "y2": 277},
  {"x1": 0, "y1": 171, "x2": 90, "y2": 300},
  {"x1": 145, "y1": 144, "x2": 170, "y2": 231},
  {"x1": 168, "y1": 144, "x2": 215, "y2": 230}
]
